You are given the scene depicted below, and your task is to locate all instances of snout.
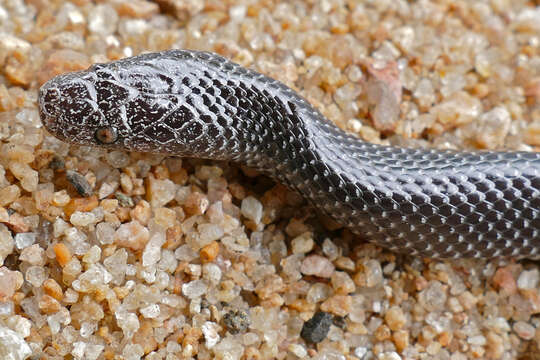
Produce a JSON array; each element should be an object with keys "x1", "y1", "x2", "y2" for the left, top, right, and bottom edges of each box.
[{"x1": 38, "y1": 82, "x2": 61, "y2": 131}]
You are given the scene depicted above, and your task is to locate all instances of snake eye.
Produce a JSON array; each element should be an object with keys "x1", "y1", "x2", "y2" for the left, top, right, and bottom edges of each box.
[{"x1": 94, "y1": 126, "x2": 118, "y2": 144}]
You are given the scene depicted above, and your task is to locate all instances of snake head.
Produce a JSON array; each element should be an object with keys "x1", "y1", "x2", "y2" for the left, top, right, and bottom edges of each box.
[
  {"x1": 39, "y1": 50, "x2": 243, "y2": 158},
  {"x1": 38, "y1": 64, "x2": 139, "y2": 150},
  {"x1": 39, "y1": 71, "x2": 96, "y2": 145}
]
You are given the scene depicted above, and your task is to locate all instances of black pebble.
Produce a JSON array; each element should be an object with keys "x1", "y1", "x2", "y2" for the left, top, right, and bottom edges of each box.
[
  {"x1": 66, "y1": 170, "x2": 93, "y2": 197},
  {"x1": 300, "y1": 311, "x2": 333, "y2": 343}
]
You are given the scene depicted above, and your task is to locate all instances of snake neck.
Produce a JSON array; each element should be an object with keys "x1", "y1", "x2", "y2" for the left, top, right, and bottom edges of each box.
[{"x1": 224, "y1": 78, "x2": 365, "y2": 205}]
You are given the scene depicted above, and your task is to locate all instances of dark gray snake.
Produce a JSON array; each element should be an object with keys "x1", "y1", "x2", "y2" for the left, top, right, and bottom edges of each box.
[{"x1": 38, "y1": 50, "x2": 540, "y2": 259}]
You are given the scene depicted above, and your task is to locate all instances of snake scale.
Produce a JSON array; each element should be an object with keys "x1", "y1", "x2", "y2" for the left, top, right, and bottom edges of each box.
[{"x1": 38, "y1": 49, "x2": 540, "y2": 259}]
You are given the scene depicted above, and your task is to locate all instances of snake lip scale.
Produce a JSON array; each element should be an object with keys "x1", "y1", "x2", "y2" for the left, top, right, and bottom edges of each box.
[{"x1": 38, "y1": 49, "x2": 540, "y2": 259}]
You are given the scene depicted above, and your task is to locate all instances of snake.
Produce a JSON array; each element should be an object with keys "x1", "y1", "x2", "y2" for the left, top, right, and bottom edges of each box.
[{"x1": 38, "y1": 49, "x2": 540, "y2": 259}]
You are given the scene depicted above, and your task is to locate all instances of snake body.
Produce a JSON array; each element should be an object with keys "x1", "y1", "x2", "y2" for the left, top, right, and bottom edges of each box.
[{"x1": 38, "y1": 50, "x2": 540, "y2": 259}]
